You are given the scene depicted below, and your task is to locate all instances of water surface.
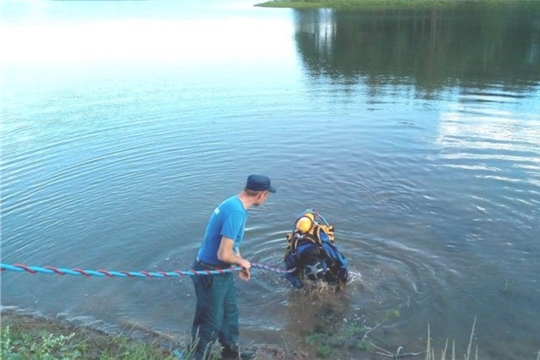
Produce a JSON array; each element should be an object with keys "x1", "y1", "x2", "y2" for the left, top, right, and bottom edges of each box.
[{"x1": 1, "y1": 1, "x2": 539, "y2": 359}]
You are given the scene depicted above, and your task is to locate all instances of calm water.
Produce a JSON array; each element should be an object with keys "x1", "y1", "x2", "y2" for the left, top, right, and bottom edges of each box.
[{"x1": 1, "y1": 1, "x2": 540, "y2": 359}]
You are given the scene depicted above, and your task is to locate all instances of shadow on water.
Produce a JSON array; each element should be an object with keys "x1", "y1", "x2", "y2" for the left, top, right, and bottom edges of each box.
[{"x1": 293, "y1": 5, "x2": 540, "y2": 95}]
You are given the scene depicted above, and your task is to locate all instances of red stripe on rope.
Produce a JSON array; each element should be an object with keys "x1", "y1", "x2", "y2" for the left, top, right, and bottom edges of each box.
[
  {"x1": 73, "y1": 268, "x2": 91, "y2": 277},
  {"x1": 14, "y1": 264, "x2": 37, "y2": 274},
  {"x1": 97, "y1": 270, "x2": 114, "y2": 277},
  {"x1": 44, "y1": 266, "x2": 65, "y2": 275},
  {"x1": 140, "y1": 271, "x2": 153, "y2": 278},
  {"x1": 121, "y1": 271, "x2": 135, "y2": 278}
]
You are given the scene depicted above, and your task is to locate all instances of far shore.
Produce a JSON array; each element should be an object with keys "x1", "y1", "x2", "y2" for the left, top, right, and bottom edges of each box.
[{"x1": 254, "y1": 0, "x2": 540, "y2": 9}]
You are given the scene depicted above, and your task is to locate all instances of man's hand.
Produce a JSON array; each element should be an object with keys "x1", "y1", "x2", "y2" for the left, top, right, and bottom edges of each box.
[
  {"x1": 238, "y1": 259, "x2": 251, "y2": 281},
  {"x1": 217, "y1": 237, "x2": 251, "y2": 281},
  {"x1": 239, "y1": 268, "x2": 251, "y2": 281}
]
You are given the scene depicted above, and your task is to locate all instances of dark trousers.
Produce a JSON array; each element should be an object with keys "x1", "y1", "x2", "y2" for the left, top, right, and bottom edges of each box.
[{"x1": 190, "y1": 261, "x2": 239, "y2": 360}]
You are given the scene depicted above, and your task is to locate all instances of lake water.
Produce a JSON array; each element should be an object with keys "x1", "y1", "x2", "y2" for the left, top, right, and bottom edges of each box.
[{"x1": 1, "y1": 1, "x2": 539, "y2": 359}]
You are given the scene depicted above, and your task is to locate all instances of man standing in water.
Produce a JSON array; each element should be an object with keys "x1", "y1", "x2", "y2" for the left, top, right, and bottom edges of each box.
[{"x1": 179, "y1": 174, "x2": 276, "y2": 360}]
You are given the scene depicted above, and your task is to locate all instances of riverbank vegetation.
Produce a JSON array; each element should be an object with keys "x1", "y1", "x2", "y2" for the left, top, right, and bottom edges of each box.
[
  {"x1": 0, "y1": 314, "x2": 177, "y2": 360},
  {"x1": 0, "y1": 309, "x2": 279, "y2": 360},
  {"x1": 2, "y1": 310, "x2": 539, "y2": 359},
  {"x1": 254, "y1": 0, "x2": 540, "y2": 9}
]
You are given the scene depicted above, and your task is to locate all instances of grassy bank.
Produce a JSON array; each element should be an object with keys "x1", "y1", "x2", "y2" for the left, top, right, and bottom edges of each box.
[
  {"x1": 254, "y1": 0, "x2": 540, "y2": 9},
  {"x1": 3, "y1": 309, "x2": 540, "y2": 359},
  {"x1": 1, "y1": 311, "x2": 177, "y2": 360},
  {"x1": 0, "y1": 308, "x2": 288, "y2": 360}
]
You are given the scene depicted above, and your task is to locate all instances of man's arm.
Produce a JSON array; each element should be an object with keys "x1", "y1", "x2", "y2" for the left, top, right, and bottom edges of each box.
[
  {"x1": 217, "y1": 236, "x2": 251, "y2": 281},
  {"x1": 217, "y1": 236, "x2": 250, "y2": 269}
]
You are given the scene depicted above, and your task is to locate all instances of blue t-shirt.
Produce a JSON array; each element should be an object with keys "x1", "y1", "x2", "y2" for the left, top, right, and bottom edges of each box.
[{"x1": 197, "y1": 196, "x2": 247, "y2": 265}]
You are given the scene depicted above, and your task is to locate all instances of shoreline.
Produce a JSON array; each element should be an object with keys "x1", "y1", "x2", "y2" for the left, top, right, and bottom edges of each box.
[
  {"x1": 254, "y1": 0, "x2": 540, "y2": 9},
  {"x1": 0, "y1": 306, "x2": 303, "y2": 360}
]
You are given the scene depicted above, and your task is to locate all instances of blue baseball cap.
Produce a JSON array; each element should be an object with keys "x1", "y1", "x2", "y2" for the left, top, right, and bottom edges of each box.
[{"x1": 246, "y1": 174, "x2": 276, "y2": 193}]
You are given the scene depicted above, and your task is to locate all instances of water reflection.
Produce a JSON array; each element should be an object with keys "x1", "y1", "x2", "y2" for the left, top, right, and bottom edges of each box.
[{"x1": 293, "y1": 6, "x2": 540, "y2": 95}]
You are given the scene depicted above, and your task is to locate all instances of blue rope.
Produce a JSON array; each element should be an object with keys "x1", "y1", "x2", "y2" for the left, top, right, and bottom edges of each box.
[{"x1": 0, "y1": 263, "x2": 295, "y2": 278}]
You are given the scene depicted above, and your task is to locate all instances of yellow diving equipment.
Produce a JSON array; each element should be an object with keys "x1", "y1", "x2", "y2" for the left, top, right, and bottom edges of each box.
[
  {"x1": 287, "y1": 210, "x2": 335, "y2": 256},
  {"x1": 295, "y1": 212, "x2": 315, "y2": 233}
]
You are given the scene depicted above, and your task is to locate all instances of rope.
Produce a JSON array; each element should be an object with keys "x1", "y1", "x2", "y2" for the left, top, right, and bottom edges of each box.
[{"x1": 0, "y1": 262, "x2": 295, "y2": 279}]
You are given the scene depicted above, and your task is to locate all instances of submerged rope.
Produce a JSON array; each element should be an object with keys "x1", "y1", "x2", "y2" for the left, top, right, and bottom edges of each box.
[{"x1": 0, "y1": 262, "x2": 295, "y2": 279}]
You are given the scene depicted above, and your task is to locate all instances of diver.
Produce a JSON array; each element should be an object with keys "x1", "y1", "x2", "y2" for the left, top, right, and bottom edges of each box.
[{"x1": 284, "y1": 209, "x2": 348, "y2": 289}]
